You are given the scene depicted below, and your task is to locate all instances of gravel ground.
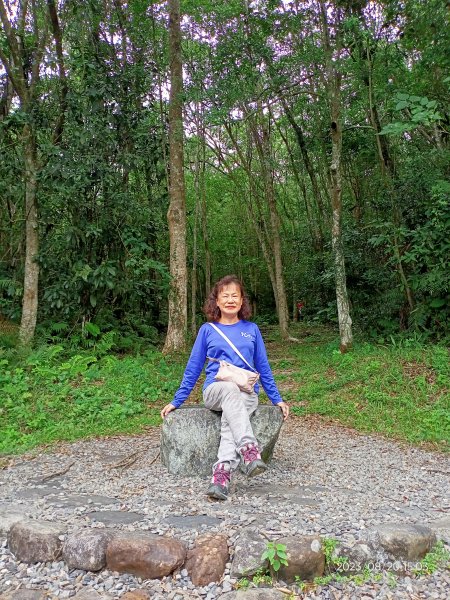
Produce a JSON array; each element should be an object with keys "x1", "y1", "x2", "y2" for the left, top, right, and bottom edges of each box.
[{"x1": 1, "y1": 414, "x2": 449, "y2": 599}]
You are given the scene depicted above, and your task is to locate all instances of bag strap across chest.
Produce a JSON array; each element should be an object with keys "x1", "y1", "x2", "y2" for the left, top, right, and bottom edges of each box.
[{"x1": 208, "y1": 322, "x2": 258, "y2": 374}]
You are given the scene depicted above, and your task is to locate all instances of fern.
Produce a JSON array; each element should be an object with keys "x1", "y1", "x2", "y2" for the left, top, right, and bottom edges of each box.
[
  {"x1": 50, "y1": 322, "x2": 69, "y2": 333},
  {"x1": 84, "y1": 322, "x2": 101, "y2": 337},
  {"x1": 94, "y1": 331, "x2": 116, "y2": 356}
]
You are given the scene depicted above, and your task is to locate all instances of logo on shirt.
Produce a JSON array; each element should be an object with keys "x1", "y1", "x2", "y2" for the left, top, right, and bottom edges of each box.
[{"x1": 241, "y1": 332, "x2": 255, "y2": 340}]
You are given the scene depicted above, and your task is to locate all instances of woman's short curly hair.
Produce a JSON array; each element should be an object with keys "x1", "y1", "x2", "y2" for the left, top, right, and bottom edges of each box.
[{"x1": 204, "y1": 274, "x2": 252, "y2": 322}]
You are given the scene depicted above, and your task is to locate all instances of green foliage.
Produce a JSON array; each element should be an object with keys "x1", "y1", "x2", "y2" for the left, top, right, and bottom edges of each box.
[
  {"x1": 404, "y1": 180, "x2": 450, "y2": 337},
  {"x1": 236, "y1": 577, "x2": 250, "y2": 590},
  {"x1": 412, "y1": 542, "x2": 450, "y2": 576},
  {"x1": 261, "y1": 541, "x2": 289, "y2": 574},
  {"x1": 321, "y1": 538, "x2": 348, "y2": 573},
  {"x1": 283, "y1": 327, "x2": 449, "y2": 448},
  {"x1": 0, "y1": 345, "x2": 184, "y2": 454},
  {"x1": 1, "y1": 324, "x2": 449, "y2": 460},
  {"x1": 1, "y1": 0, "x2": 449, "y2": 346},
  {"x1": 380, "y1": 92, "x2": 444, "y2": 135},
  {"x1": 293, "y1": 575, "x2": 306, "y2": 591},
  {"x1": 252, "y1": 568, "x2": 273, "y2": 586}
]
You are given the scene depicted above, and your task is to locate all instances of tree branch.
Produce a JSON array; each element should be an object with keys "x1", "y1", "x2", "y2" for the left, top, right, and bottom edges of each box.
[
  {"x1": 47, "y1": 0, "x2": 68, "y2": 144},
  {"x1": 0, "y1": 0, "x2": 27, "y2": 98},
  {"x1": 30, "y1": 16, "x2": 49, "y2": 94}
]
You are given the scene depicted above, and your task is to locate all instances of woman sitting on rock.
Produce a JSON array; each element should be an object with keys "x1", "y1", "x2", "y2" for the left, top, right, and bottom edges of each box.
[{"x1": 160, "y1": 274, "x2": 289, "y2": 500}]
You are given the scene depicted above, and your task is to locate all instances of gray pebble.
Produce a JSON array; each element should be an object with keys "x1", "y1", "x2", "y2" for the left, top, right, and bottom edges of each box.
[{"x1": 1, "y1": 423, "x2": 449, "y2": 598}]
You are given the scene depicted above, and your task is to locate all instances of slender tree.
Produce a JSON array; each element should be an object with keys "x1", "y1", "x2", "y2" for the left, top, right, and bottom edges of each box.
[
  {"x1": 319, "y1": 0, "x2": 353, "y2": 351},
  {"x1": 163, "y1": 0, "x2": 187, "y2": 353},
  {"x1": 0, "y1": 0, "x2": 66, "y2": 344}
]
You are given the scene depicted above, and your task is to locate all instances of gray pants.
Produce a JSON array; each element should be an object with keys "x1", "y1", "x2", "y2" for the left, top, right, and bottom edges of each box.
[{"x1": 203, "y1": 381, "x2": 259, "y2": 472}]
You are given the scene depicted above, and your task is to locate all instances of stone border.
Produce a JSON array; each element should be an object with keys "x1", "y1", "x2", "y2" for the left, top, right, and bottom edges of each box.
[{"x1": 2, "y1": 509, "x2": 447, "y2": 594}]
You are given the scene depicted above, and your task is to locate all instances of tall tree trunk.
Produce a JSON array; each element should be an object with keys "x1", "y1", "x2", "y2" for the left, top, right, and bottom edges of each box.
[
  {"x1": 320, "y1": 1, "x2": 353, "y2": 352},
  {"x1": 198, "y1": 114, "x2": 211, "y2": 297},
  {"x1": 280, "y1": 97, "x2": 328, "y2": 233},
  {"x1": 246, "y1": 107, "x2": 290, "y2": 339},
  {"x1": 191, "y1": 125, "x2": 201, "y2": 337},
  {"x1": 275, "y1": 118, "x2": 323, "y2": 251},
  {"x1": 330, "y1": 114, "x2": 353, "y2": 352},
  {"x1": 19, "y1": 123, "x2": 39, "y2": 345},
  {"x1": 163, "y1": 0, "x2": 187, "y2": 353},
  {"x1": 0, "y1": 0, "x2": 65, "y2": 344},
  {"x1": 201, "y1": 174, "x2": 211, "y2": 298}
]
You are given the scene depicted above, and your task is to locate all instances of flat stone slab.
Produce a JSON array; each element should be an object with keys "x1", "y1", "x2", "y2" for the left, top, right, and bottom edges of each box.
[
  {"x1": 237, "y1": 484, "x2": 321, "y2": 507},
  {"x1": 0, "y1": 505, "x2": 33, "y2": 536},
  {"x1": 1, "y1": 592, "x2": 48, "y2": 600},
  {"x1": 15, "y1": 487, "x2": 62, "y2": 499},
  {"x1": 86, "y1": 510, "x2": 144, "y2": 525},
  {"x1": 163, "y1": 515, "x2": 223, "y2": 529},
  {"x1": 47, "y1": 494, "x2": 119, "y2": 508}
]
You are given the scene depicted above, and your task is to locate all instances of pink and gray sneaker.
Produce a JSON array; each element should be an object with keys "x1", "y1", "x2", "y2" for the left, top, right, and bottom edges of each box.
[
  {"x1": 207, "y1": 462, "x2": 231, "y2": 500},
  {"x1": 239, "y1": 443, "x2": 267, "y2": 477}
]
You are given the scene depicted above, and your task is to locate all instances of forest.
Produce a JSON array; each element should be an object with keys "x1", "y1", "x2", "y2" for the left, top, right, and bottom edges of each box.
[{"x1": 0, "y1": 1, "x2": 449, "y2": 453}]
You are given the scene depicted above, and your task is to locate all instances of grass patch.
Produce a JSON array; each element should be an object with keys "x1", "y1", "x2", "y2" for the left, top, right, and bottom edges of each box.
[
  {"x1": 283, "y1": 329, "x2": 449, "y2": 449},
  {"x1": 0, "y1": 345, "x2": 185, "y2": 454},
  {"x1": 1, "y1": 324, "x2": 448, "y2": 455}
]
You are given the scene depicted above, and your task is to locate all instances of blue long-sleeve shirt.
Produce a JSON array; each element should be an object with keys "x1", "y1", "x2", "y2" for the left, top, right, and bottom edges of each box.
[{"x1": 171, "y1": 320, "x2": 283, "y2": 408}]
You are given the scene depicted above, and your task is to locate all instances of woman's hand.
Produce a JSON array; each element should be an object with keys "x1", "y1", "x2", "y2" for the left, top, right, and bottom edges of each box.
[
  {"x1": 277, "y1": 401, "x2": 289, "y2": 420},
  {"x1": 160, "y1": 403, "x2": 176, "y2": 419}
]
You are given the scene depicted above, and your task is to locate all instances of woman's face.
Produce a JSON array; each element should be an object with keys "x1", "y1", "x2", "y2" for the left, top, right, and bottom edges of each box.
[{"x1": 216, "y1": 283, "x2": 243, "y2": 320}]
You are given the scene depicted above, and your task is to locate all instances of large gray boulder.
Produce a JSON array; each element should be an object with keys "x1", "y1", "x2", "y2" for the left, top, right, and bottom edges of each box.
[
  {"x1": 8, "y1": 519, "x2": 66, "y2": 563},
  {"x1": 63, "y1": 529, "x2": 114, "y2": 571},
  {"x1": 364, "y1": 523, "x2": 436, "y2": 561},
  {"x1": 231, "y1": 528, "x2": 268, "y2": 578},
  {"x1": 161, "y1": 405, "x2": 283, "y2": 476}
]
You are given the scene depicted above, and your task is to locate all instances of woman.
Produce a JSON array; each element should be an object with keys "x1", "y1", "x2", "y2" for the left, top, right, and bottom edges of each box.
[{"x1": 161, "y1": 275, "x2": 289, "y2": 500}]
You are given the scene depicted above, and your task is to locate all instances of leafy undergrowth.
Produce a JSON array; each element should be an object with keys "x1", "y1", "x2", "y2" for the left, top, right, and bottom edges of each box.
[
  {"x1": 265, "y1": 324, "x2": 449, "y2": 451},
  {"x1": 0, "y1": 324, "x2": 448, "y2": 455},
  {"x1": 0, "y1": 345, "x2": 185, "y2": 455}
]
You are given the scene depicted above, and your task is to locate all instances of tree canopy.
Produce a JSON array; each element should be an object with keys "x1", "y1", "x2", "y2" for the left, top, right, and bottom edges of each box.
[{"x1": 1, "y1": 0, "x2": 449, "y2": 349}]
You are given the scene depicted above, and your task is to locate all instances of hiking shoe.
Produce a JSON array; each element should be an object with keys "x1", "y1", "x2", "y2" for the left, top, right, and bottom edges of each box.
[
  {"x1": 239, "y1": 443, "x2": 267, "y2": 477},
  {"x1": 207, "y1": 462, "x2": 231, "y2": 500}
]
